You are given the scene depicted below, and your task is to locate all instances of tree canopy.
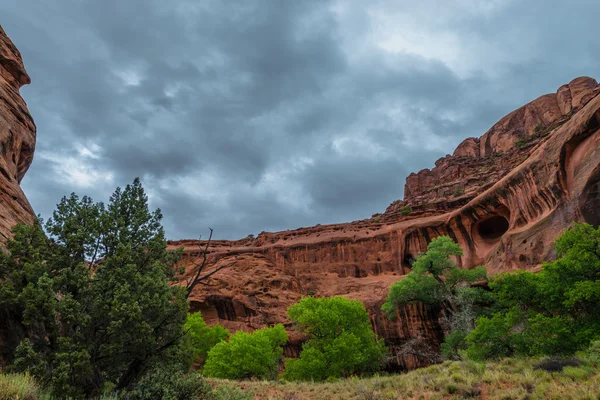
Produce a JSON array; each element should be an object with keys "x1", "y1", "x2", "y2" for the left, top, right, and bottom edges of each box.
[
  {"x1": 283, "y1": 296, "x2": 385, "y2": 381},
  {"x1": 203, "y1": 324, "x2": 288, "y2": 380},
  {"x1": 0, "y1": 178, "x2": 191, "y2": 397},
  {"x1": 466, "y1": 223, "x2": 600, "y2": 359}
]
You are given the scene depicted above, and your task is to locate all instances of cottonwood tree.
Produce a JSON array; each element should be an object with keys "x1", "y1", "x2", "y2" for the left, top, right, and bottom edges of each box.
[{"x1": 382, "y1": 236, "x2": 491, "y2": 360}]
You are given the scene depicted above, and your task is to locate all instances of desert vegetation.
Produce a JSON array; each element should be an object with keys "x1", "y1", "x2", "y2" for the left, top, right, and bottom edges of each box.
[{"x1": 1, "y1": 178, "x2": 600, "y2": 399}]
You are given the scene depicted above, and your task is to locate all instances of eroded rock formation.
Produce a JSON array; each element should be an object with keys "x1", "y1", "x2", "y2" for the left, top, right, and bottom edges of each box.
[
  {"x1": 0, "y1": 26, "x2": 36, "y2": 242},
  {"x1": 0, "y1": 26, "x2": 36, "y2": 366},
  {"x1": 171, "y1": 76, "x2": 600, "y2": 370}
]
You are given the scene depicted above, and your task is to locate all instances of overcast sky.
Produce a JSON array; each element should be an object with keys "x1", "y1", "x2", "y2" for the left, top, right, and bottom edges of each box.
[{"x1": 2, "y1": 1, "x2": 599, "y2": 240}]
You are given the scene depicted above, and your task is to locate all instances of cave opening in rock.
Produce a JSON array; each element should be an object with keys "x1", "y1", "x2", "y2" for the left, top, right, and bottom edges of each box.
[
  {"x1": 477, "y1": 215, "x2": 509, "y2": 240},
  {"x1": 402, "y1": 253, "x2": 415, "y2": 267}
]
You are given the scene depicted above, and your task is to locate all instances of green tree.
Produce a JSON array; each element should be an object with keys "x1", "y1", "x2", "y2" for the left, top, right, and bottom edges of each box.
[
  {"x1": 382, "y1": 236, "x2": 489, "y2": 360},
  {"x1": 466, "y1": 223, "x2": 600, "y2": 359},
  {"x1": 183, "y1": 312, "x2": 229, "y2": 367},
  {"x1": 203, "y1": 324, "x2": 288, "y2": 380},
  {"x1": 283, "y1": 296, "x2": 385, "y2": 381},
  {"x1": 0, "y1": 179, "x2": 191, "y2": 397}
]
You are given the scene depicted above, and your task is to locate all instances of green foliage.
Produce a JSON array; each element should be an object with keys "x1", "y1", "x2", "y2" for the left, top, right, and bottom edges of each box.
[
  {"x1": 466, "y1": 223, "x2": 600, "y2": 359},
  {"x1": 123, "y1": 367, "x2": 213, "y2": 400},
  {"x1": 383, "y1": 237, "x2": 487, "y2": 316},
  {"x1": 212, "y1": 385, "x2": 253, "y2": 400},
  {"x1": 584, "y1": 340, "x2": 600, "y2": 365},
  {"x1": 0, "y1": 372, "x2": 47, "y2": 400},
  {"x1": 383, "y1": 237, "x2": 489, "y2": 361},
  {"x1": 0, "y1": 178, "x2": 190, "y2": 397},
  {"x1": 183, "y1": 313, "x2": 229, "y2": 366},
  {"x1": 283, "y1": 296, "x2": 385, "y2": 381},
  {"x1": 203, "y1": 324, "x2": 288, "y2": 380},
  {"x1": 452, "y1": 187, "x2": 464, "y2": 197},
  {"x1": 400, "y1": 206, "x2": 413, "y2": 216},
  {"x1": 440, "y1": 331, "x2": 468, "y2": 360}
]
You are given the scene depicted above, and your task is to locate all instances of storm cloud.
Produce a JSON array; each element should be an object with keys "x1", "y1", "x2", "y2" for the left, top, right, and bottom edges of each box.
[{"x1": 2, "y1": 0, "x2": 599, "y2": 239}]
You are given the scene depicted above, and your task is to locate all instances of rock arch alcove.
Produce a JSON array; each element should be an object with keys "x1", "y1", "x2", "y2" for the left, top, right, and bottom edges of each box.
[{"x1": 471, "y1": 206, "x2": 511, "y2": 263}]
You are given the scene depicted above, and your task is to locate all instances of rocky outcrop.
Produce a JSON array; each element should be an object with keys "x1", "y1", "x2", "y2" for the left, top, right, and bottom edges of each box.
[
  {"x1": 171, "y1": 76, "x2": 600, "y2": 371},
  {"x1": 0, "y1": 26, "x2": 36, "y2": 366},
  {"x1": 0, "y1": 26, "x2": 36, "y2": 242}
]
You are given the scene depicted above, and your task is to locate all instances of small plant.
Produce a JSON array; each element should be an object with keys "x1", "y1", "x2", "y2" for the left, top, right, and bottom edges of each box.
[
  {"x1": 213, "y1": 385, "x2": 253, "y2": 400},
  {"x1": 534, "y1": 123, "x2": 544, "y2": 133},
  {"x1": 453, "y1": 187, "x2": 464, "y2": 197},
  {"x1": 400, "y1": 206, "x2": 412, "y2": 216},
  {"x1": 244, "y1": 234, "x2": 255, "y2": 240},
  {"x1": 124, "y1": 368, "x2": 212, "y2": 400},
  {"x1": 534, "y1": 357, "x2": 581, "y2": 373},
  {"x1": 0, "y1": 373, "x2": 45, "y2": 400},
  {"x1": 515, "y1": 138, "x2": 527, "y2": 149},
  {"x1": 584, "y1": 340, "x2": 600, "y2": 365}
]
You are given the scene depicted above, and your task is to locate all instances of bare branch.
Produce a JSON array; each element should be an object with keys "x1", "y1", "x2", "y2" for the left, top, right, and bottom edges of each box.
[{"x1": 184, "y1": 228, "x2": 236, "y2": 299}]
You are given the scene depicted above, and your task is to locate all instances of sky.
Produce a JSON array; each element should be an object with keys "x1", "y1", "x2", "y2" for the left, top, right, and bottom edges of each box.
[{"x1": 1, "y1": 0, "x2": 599, "y2": 240}]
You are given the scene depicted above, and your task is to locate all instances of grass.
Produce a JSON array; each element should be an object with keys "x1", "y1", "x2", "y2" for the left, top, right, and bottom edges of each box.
[
  {"x1": 0, "y1": 372, "x2": 49, "y2": 400},
  {"x1": 209, "y1": 357, "x2": 600, "y2": 400}
]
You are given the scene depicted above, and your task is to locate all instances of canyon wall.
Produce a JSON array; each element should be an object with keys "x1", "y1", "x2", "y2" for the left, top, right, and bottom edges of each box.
[
  {"x1": 0, "y1": 26, "x2": 36, "y2": 242},
  {"x1": 170, "y1": 77, "x2": 600, "y2": 370},
  {"x1": 0, "y1": 26, "x2": 36, "y2": 366}
]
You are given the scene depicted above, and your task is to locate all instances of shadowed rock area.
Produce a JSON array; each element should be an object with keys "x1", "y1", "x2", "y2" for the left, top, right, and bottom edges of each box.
[{"x1": 170, "y1": 76, "x2": 600, "y2": 371}]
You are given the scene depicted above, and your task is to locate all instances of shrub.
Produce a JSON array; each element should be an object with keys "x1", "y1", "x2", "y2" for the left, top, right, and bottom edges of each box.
[
  {"x1": 183, "y1": 313, "x2": 229, "y2": 367},
  {"x1": 203, "y1": 325, "x2": 288, "y2": 380},
  {"x1": 0, "y1": 372, "x2": 45, "y2": 400},
  {"x1": 584, "y1": 340, "x2": 600, "y2": 365},
  {"x1": 212, "y1": 385, "x2": 253, "y2": 400},
  {"x1": 441, "y1": 331, "x2": 468, "y2": 360},
  {"x1": 452, "y1": 187, "x2": 464, "y2": 197},
  {"x1": 283, "y1": 296, "x2": 385, "y2": 381},
  {"x1": 534, "y1": 357, "x2": 581, "y2": 373},
  {"x1": 400, "y1": 206, "x2": 413, "y2": 216},
  {"x1": 123, "y1": 368, "x2": 212, "y2": 400}
]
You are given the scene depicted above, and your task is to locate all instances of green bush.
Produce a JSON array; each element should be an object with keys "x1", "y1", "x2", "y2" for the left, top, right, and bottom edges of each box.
[
  {"x1": 400, "y1": 206, "x2": 413, "y2": 216},
  {"x1": 203, "y1": 324, "x2": 288, "y2": 380},
  {"x1": 441, "y1": 331, "x2": 468, "y2": 360},
  {"x1": 283, "y1": 296, "x2": 385, "y2": 381},
  {"x1": 183, "y1": 313, "x2": 229, "y2": 367},
  {"x1": 584, "y1": 340, "x2": 600, "y2": 365},
  {"x1": 123, "y1": 368, "x2": 212, "y2": 400},
  {"x1": 452, "y1": 187, "x2": 464, "y2": 197}
]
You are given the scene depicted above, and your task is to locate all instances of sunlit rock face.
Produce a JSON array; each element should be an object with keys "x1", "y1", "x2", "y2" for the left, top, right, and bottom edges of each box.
[
  {"x1": 0, "y1": 26, "x2": 36, "y2": 242},
  {"x1": 171, "y1": 76, "x2": 600, "y2": 371}
]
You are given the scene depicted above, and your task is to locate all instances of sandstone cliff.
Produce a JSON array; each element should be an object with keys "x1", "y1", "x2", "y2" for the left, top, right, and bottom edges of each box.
[
  {"x1": 0, "y1": 26, "x2": 36, "y2": 241},
  {"x1": 170, "y1": 77, "x2": 600, "y2": 370}
]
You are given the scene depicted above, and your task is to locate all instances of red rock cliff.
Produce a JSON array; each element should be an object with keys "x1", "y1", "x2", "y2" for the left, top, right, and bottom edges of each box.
[
  {"x1": 0, "y1": 26, "x2": 36, "y2": 366},
  {"x1": 0, "y1": 26, "x2": 36, "y2": 241},
  {"x1": 170, "y1": 76, "x2": 600, "y2": 371}
]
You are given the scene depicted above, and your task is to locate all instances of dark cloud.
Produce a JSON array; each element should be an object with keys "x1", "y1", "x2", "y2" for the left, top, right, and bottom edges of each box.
[{"x1": 1, "y1": 0, "x2": 599, "y2": 239}]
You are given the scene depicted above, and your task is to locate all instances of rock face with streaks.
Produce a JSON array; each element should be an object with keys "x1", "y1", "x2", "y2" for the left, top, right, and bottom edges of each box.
[
  {"x1": 171, "y1": 76, "x2": 600, "y2": 371},
  {"x1": 0, "y1": 26, "x2": 36, "y2": 366},
  {"x1": 0, "y1": 26, "x2": 36, "y2": 242}
]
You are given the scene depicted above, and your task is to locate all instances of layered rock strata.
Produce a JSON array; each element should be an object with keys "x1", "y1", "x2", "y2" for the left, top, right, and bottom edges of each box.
[
  {"x1": 0, "y1": 26, "x2": 36, "y2": 242},
  {"x1": 171, "y1": 77, "x2": 600, "y2": 370}
]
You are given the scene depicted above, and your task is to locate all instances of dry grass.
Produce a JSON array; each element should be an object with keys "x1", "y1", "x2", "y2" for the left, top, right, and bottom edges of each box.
[
  {"x1": 0, "y1": 372, "x2": 48, "y2": 400},
  {"x1": 209, "y1": 358, "x2": 600, "y2": 400}
]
